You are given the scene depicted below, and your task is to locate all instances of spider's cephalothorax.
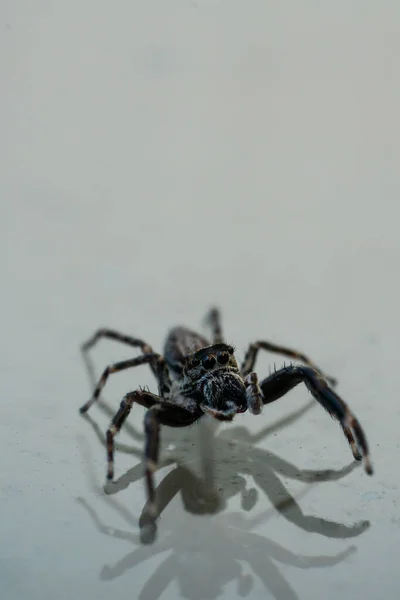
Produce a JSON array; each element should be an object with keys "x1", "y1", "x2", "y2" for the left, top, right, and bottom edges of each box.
[
  {"x1": 180, "y1": 343, "x2": 247, "y2": 420},
  {"x1": 79, "y1": 307, "x2": 373, "y2": 536}
]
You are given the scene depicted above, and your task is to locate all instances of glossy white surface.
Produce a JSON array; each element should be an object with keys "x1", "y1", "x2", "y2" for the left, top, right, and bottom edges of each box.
[{"x1": 2, "y1": 2, "x2": 400, "y2": 599}]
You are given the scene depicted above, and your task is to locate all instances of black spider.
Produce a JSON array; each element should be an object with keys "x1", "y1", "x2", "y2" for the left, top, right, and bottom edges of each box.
[{"x1": 79, "y1": 307, "x2": 373, "y2": 525}]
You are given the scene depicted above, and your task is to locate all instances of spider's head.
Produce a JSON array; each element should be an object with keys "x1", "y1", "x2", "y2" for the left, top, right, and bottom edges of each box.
[
  {"x1": 182, "y1": 344, "x2": 246, "y2": 419},
  {"x1": 183, "y1": 343, "x2": 239, "y2": 377}
]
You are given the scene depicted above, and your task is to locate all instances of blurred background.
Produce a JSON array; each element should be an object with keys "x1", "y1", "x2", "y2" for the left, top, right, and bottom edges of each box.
[{"x1": 1, "y1": 2, "x2": 399, "y2": 600}]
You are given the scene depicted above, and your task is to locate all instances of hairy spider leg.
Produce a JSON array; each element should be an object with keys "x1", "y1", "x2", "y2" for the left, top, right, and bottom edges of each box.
[
  {"x1": 259, "y1": 365, "x2": 372, "y2": 474},
  {"x1": 105, "y1": 390, "x2": 202, "y2": 510},
  {"x1": 81, "y1": 327, "x2": 160, "y2": 380},
  {"x1": 203, "y1": 306, "x2": 224, "y2": 343},
  {"x1": 79, "y1": 353, "x2": 173, "y2": 414},
  {"x1": 241, "y1": 340, "x2": 337, "y2": 386},
  {"x1": 143, "y1": 401, "x2": 202, "y2": 516}
]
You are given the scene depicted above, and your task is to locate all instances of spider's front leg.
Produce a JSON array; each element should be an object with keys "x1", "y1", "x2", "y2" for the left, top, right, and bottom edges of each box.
[
  {"x1": 105, "y1": 390, "x2": 158, "y2": 481},
  {"x1": 143, "y1": 402, "x2": 203, "y2": 517},
  {"x1": 258, "y1": 366, "x2": 372, "y2": 475},
  {"x1": 105, "y1": 389, "x2": 202, "y2": 531},
  {"x1": 241, "y1": 340, "x2": 337, "y2": 385}
]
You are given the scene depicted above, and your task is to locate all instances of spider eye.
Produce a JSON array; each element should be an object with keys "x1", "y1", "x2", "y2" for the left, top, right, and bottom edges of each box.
[
  {"x1": 202, "y1": 355, "x2": 216, "y2": 369},
  {"x1": 227, "y1": 346, "x2": 234, "y2": 355},
  {"x1": 217, "y1": 351, "x2": 229, "y2": 365},
  {"x1": 189, "y1": 357, "x2": 200, "y2": 369}
]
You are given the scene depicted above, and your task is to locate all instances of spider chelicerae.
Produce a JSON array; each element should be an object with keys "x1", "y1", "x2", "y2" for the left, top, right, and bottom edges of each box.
[{"x1": 79, "y1": 307, "x2": 373, "y2": 521}]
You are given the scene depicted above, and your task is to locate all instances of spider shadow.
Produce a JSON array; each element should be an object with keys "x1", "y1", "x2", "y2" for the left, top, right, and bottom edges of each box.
[
  {"x1": 77, "y1": 405, "x2": 366, "y2": 600},
  {"x1": 81, "y1": 396, "x2": 369, "y2": 543},
  {"x1": 78, "y1": 492, "x2": 359, "y2": 600}
]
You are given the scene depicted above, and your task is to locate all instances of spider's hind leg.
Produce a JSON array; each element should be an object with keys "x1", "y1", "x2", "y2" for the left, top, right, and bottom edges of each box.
[
  {"x1": 81, "y1": 328, "x2": 154, "y2": 356},
  {"x1": 204, "y1": 307, "x2": 224, "y2": 343},
  {"x1": 79, "y1": 353, "x2": 172, "y2": 414},
  {"x1": 81, "y1": 328, "x2": 160, "y2": 385}
]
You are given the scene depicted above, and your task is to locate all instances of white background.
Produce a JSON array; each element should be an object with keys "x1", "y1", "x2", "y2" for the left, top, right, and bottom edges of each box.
[{"x1": 1, "y1": 2, "x2": 399, "y2": 599}]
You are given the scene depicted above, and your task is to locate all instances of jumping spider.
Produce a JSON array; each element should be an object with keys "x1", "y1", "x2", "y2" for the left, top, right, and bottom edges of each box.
[{"x1": 79, "y1": 307, "x2": 373, "y2": 521}]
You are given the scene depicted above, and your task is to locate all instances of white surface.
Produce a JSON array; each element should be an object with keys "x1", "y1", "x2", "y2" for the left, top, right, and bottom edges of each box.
[{"x1": 1, "y1": 2, "x2": 400, "y2": 599}]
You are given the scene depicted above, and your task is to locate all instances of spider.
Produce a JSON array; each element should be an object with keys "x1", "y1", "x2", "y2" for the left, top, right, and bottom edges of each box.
[{"x1": 79, "y1": 307, "x2": 373, "y2": 519}]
